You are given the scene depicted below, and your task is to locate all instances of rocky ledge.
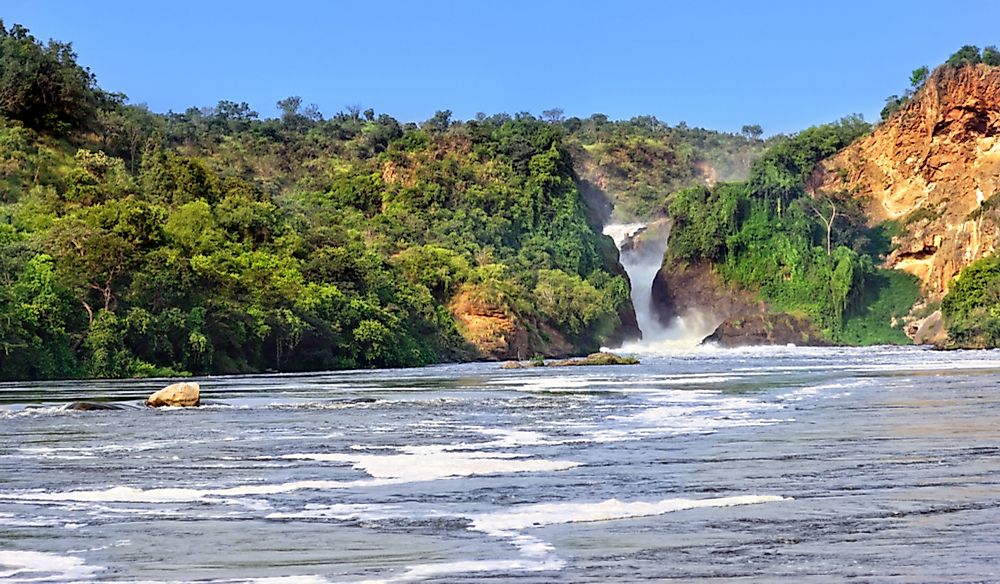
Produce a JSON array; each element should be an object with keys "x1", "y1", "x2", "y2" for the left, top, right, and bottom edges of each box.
[
  {"x1": 702, "y1": 314, "x2": 831, "y2": 347},
  {"x1": 501, "y1": 352, "x2": 639, "y2": 369}
]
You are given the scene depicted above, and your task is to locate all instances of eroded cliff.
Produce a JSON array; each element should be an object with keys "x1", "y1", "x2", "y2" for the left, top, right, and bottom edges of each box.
[{"x1": 821, "y1": 63, "x2": 1000, "y2": 300}]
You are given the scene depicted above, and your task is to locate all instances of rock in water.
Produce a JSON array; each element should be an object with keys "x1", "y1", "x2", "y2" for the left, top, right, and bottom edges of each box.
[
  {"x1": 146, "y1": 382, "x2": 200, "y2": 407},
  {"x1": 62, "y1": 402, "x2": 126, "y2": 411}
]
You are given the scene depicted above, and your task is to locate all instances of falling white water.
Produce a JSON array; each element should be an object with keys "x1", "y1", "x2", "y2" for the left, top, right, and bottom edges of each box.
[{"x1": 603, "y1": 223, "x2": 714, "y2": 351}]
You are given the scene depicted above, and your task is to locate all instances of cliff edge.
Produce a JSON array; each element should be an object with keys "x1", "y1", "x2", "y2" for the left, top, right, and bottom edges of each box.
[{"x1": 821, "y1": 63, "x2": 1000, "y2": 300}]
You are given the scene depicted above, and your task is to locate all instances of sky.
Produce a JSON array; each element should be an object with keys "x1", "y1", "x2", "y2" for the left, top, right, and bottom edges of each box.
[{"x1": 4, "y1": 0, "x2": 999, "y2": 135}]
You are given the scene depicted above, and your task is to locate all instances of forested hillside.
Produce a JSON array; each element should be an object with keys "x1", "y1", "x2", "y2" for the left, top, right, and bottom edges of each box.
[
  {"x1": 5, "y1": 21, "x2": 998, "y2": 381},
  {"x1": 0, "y1": 22, "x2": 632, "y2": 380},
  {"x1": 659, "y1": 46, "x2": 1000, "y2": 347},
  {"x1": 565, "y1": 114, "x2": 770, "y2": 219},
  {"x1": 658, "y1": 115, "x2": 919, "y2": 345}
]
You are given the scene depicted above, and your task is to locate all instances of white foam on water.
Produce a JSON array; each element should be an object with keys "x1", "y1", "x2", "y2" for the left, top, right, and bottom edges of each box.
[
  {"x1": 0, "y1": 405, "x2": 81, "y2": 419},
  {"x1": 355, "y1": 558, "x2": 564, "y2": 584},
  {"x1": 778, "y1": 379, "x2": 871, "y2": 402},
  {"x1": 398, "y1": 558, "x2": 565, "y2": 580},
  {"x1": 502, "y1": 376, "x2": 603, "y2": 393},
  {"x1": 16, "y1": 441, "x2": 171, "y2": 459},
  {"x1": 0, "y1": 480, "x2": 389, "y2": 504},
  {"x1": 266, "y1": 503, "x2": 400, "y2": 521},
  {"x1": 248, "y1": 576, "x2": 334, "y2": 584},
  {"x1": 3, "y1": 442, "x2": 579, "y2": 505},
  {"x1": 475, "y1": 428, "x2": 551, "y2": 448},
  {"x1": 444, "y1": 494, "x2": 786, "y2": 583},
  {"x1": 471, "y1": 494, "x2": 788, "y2": 534},
  {"x1": 0, "y1": 549, "x2": 102, "y2": 581},
  {"x1": 572, "y1": 391, "x2": 788, "y2": 443},
  {"x1": 0, "y1": 513, "x2": 61, "y2": 528},
  {"x1": 282, "y1": 448, "x2": 579, "y2": 482}
]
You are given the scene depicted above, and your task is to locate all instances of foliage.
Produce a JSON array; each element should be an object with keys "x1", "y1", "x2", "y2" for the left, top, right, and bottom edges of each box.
[
  {"x1": 562, "y1": 114, "x2": 773, "y2": 219},
  {"x1": 667, "y1": 116, "x2": 900, "y2": 341},
  {"x1": 0, "y1": 20, "x2": 100, "y2": 134},
  {"x1": 946, "y1": 45, "x2": 985, "y2": 67},
  {"x1": 941, "y1": 255, "x2": 1000, "y2": 348},
  {"x1": 0, "y1": 23, "x2": 630, "y2": 380},
  {"x1": 836, "y1": 270, "x2": 919, "y2": 345},
  {"x1": 883, "y1": 47, "x2": 1000, "y2": 121}
]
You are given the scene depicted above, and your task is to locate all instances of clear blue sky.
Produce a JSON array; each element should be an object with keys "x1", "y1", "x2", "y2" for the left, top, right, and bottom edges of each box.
[{"x1": 4, "y1": 0, "x2": 998, "y2": 135}]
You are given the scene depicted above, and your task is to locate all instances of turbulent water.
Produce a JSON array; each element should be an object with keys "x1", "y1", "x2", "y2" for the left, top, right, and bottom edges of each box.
[
  {"x1": 602, "y1": 223, "x2": 715, "y2": 350},
  {"x1": 3, "y1": 346, "x2": 1000, "y2": 582}
]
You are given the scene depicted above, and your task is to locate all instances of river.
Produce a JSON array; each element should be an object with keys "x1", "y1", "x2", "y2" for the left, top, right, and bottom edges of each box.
[{"x1": 2, "y1": 345, "x2": 1000, "y2": 582}]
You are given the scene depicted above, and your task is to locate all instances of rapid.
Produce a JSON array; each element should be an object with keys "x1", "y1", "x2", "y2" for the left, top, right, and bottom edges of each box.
[{"x1": 3, "y1": 347, "x2": 1000, "y2": 582}]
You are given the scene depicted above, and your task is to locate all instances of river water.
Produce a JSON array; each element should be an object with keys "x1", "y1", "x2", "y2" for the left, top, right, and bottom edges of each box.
[{"x1": 2, "y1": 345, "x2": 1000, "y2": 583}]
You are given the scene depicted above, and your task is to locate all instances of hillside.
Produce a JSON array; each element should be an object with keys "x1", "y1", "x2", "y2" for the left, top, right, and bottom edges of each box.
[
  {"x1": 0, "y1": 22, "x2": 637, "y2": 380},
  {"x1": 650, "y1": 51, "x2": 1000, "y2": 348},
  {"x1": 566, "y1": 116, "x2": 770, "y2": 221},
  {"x1": 821, "y1": 62, "x2": 1000, "y2": 300}
]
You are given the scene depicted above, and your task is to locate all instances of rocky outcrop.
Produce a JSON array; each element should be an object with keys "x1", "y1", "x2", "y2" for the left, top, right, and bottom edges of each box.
[
  {"x1": 905, "y1": 308, "x2": 948, "y2": 346},
  {"x1": 702, "y1": 314, "x2": 831, "y2": 347},
  {"x1": 650, "y1": 259, "x2": 834, "y2": 347},
  {"x1": 448, "y1": 289, "x2": 576, "y2": 361},
  {"x1": 651, "y1": 259, "x2": 766, "y2": 333},
  {"x1": 146, "y1": 382, "x2": 200, "y2": 408},
  {"x1": 820, "y1": 63, "x2": 1000, "y2": 300}
]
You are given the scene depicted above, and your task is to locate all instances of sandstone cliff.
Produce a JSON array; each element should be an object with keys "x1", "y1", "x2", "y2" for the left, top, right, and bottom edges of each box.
[
  {"x1": 448, "y1": 289, "x2": 577, "y2": 361},
  {"x1": 820, "y1": 63, "x2": 1000, "y2": 300}
]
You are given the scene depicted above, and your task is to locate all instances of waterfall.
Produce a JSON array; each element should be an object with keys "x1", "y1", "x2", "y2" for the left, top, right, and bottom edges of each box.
[{"x1": 603, "y1": 223, "x2": 713, "y2": 351}]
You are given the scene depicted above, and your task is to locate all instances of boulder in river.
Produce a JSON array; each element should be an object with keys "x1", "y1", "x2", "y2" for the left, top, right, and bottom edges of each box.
[{"x1": 146, "y1": 382, "x2": 200, "y2": 407}]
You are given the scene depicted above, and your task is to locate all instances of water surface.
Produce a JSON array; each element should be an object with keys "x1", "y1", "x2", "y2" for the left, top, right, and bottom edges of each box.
[{"x1": 2, "y1": 345, "x2": 1000, "y2": 582}]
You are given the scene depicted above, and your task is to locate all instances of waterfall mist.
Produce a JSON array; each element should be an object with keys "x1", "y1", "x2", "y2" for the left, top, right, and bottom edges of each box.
[{"x1": 603, "y1": 223, "x2": 715, "y2": 351}]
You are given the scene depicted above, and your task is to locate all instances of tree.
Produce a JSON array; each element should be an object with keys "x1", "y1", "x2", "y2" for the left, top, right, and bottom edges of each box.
[
  {"x1": 0, "y1": 21, "x2": 99, "y2": 134},
  {"x1": 423, "y1": 110, "x2": 452, "y2": 134},
  {"x1": 276, "y1": 96, "x2": 303, "y2": 121},
  {"x1": 983, "y1": 46, "x2": 1000, "y2": 67},
  {"x1": 946, "y1": 45, "x2": 981, "y2": 67},
  {"x1": 809, "y1": 195, "x2": 839, "y2": 255},
  {"x1": 542, "y1": 108, "x2": 565, "y2": 123},
  {"x1": 909, "y1": 66, "x2": 929, "y2": 88},
  {"x1": 741, "y1": 124, "x2": 764, "y2": 141}
]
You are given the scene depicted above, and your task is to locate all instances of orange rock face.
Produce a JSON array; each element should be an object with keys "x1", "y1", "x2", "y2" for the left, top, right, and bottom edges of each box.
[
  {"x1": 820, "y1": 64, "x2": 1000, "y2": 299},
  {"x1": 448, "y1": 288, "x2": 574, "y2": 361}
]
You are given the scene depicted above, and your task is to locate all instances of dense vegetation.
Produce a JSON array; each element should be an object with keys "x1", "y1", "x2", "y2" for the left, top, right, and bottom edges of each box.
[
  {"x1": 6, "y1": 23, "x2": 996, "y2": 379},
  {"x1": 666, "y1": 116, "x2": 918, "y2": 343},
  {"x1": 0, "y1": 22, "x2": 628, "y2": 380},
  {"x1": 941, "y1": 255, "x2": 1000, "y2": 348},
  {"x1": 563, "y1": 113, "x2": 770, "y2": 219}
]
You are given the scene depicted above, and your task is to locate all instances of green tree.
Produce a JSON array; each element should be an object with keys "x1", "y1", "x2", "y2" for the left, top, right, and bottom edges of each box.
[
  {"x1": 909, "y1": 66, "x2": 929, "y2": 88},
  {"x1": 946, "y1": 45, "x2": 982, "y2": 67},
  {"x1": 983, "y1": 46, "x2": 1000, "y2": 67},
  {"x1": 0, "y1": 21, "x2": 99, "y2": 134}
]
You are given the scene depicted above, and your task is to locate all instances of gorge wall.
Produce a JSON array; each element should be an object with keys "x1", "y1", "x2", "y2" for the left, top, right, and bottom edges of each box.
[{"x1": 821, "y1": 63, "x2": 1000, "y2": 300}]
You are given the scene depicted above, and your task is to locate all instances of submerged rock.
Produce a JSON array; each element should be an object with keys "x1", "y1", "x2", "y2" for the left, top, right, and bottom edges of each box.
[
  {"x1": 146, "y1": 382, "x2": 200, "y2": 408},
  {"x1": 61, "y1": 402, "x2": 127, "y2": 411},
  {"x1": 550, "y1": 352, "x2": 640, "y2": 367}
]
